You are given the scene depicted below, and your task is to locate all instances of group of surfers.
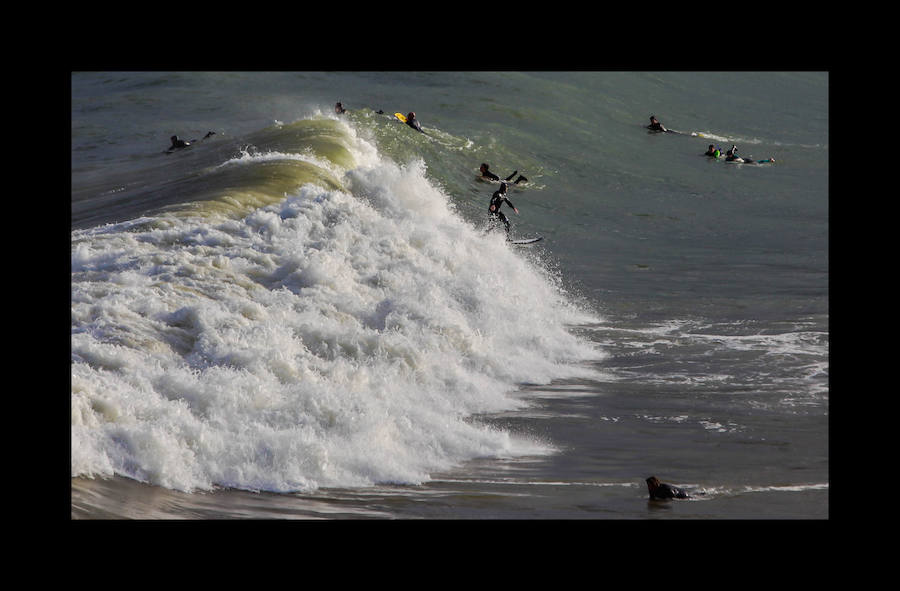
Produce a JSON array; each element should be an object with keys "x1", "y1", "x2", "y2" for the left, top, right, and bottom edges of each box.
[
  {"x1": 648, "y1": 115, "x2": 775, "y2": 165},
  {"x1": 167, "y1": 109, "x2": 767, "y2": 264},
  {"x1": 167, "y1": 102, "x2": 527, "y2": 239},
  {"x1": 166, "y1": 104, "x2": 701, "y2": 502},
  {"x1": 341, "y1": 101, "x2": 530, "y2": 238}
]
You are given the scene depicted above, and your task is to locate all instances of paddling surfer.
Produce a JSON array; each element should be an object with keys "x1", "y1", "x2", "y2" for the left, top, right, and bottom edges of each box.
[
  {"x1": 645, "y1": 476, "x2": 691, "y2": 500},
  {"x1": 479, "y1": 163, "x2": 527, "y2": 184},
  {"x1": 725, "y1": 145, "x2": 776, "y2": 164},
  {"x1": 705, "y1": 144, "x2": 721, "y2": 159},
  {"x1": 167, "y1": 131, "x2": 215, "y2": 153},
  {"x1": 725, "y1": 145, "x2": 743, "y2": 162},
  {"x1": 169, "y1": 135, "x2": 190, "y2": 150},
  {"x1": 405, "y1": 112, "x2": 424, "y2": 133},
  {"x1": 647, "y1": 115, "x2": 668, "y2": 132}
]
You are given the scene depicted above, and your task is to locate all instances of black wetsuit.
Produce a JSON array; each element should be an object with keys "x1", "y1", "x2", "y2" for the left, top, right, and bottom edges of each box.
[
  {"x1": 481, "y1": 167, "x2": 527, "y2": 184},
  {"x1": 406, "y1": 116, "x2": 423, "y2": 133},
  {"x1": 167, "y1": 132, "x2": 215, "y2": 153},
  {"x1": 648, "y1": 482, "x2": 690, "y2": 500},
  {"x1": 170, "y1": 136, "x2": 190, "y2": 149},
  {"x1": 489, "y1": 189, "x2": 516, "y2": 234},
  {"x1": 725, "y1": 146, "x2": 749, "y2": 163}
]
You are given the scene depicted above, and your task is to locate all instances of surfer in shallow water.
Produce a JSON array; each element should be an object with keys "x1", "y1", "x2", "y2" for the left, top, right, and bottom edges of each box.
[
  {"x1": 479, "y1": 163, "x2": 527, "y2": 184},
  {"x1": 705, "y1": 144, "x2": 721, "y2": 159},
  {"x1": 488, "y1": 182, "x2": 519, "y2": 237},
  {"x1": 646, "y1": 476, "x2": 691, "y2": 500}
]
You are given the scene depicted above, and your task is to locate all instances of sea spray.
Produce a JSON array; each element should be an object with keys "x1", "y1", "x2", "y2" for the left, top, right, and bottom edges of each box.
[{"x1": 71, "y1": 117, "x2": 603, "y2": 493}]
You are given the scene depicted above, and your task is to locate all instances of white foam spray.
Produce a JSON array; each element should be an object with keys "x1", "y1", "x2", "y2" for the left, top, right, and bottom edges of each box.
[{"x1": 71, "y1": 122, "x2": 603, "y2": 493}]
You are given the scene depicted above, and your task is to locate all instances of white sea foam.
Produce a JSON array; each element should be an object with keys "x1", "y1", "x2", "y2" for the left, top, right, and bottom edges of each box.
[
  {"x1": 71, "y1": 127, "x2": 603, "y2": 493},
  {"x1": 583, "y1": 317, "x2": 828, "y2": 407}
]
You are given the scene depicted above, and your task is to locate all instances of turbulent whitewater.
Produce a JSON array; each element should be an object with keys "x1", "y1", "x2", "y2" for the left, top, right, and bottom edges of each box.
[{"x1": 71, "y1": 117, "x2": 603, "y2": 493}]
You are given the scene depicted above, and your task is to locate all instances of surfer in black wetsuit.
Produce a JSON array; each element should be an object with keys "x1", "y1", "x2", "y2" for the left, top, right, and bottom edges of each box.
[
  {"x1": 480, "y1": 163, "x2": 527, "y2": 184},
  {"x1": 647, "y1": 115, "x2": 668, "y2": 133},
  {"x1": 725, "y1": 144, "x2": 775, "y2": 164},
  {"x1": 335, "y1": 101, "x2": 347, "y2": 114},
  {"x1": 646, "y1": 476, "x2": 691, "y2": 500},
  {"x1": 169, "y1": 135, "x2": 190, "y2": 150},
  {"x1": 488, "y1": 182, "x2": 519, "y2": 236},
  {"x1": 405, "y1": 112, "x2": 424, "y2": 133},
  {"x1": 167, "y1": 131, "x2": 215, "y2": 153},
  {"x1": 725, "y1": 144, "x2": 754, "y2": 163}
]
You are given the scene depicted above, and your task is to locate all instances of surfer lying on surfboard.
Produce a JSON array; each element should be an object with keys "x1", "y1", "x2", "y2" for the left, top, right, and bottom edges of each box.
[
  {"x1": 393, "y1": 111, "x2": 425, "y2": 133},
  {"x1": 646, "y1": 476, "x2": 691, "y2": 500},
  {"x1": 646, "y1": 115, "x2": 712, "y2": 138},
  {"x1": 166, "y1": 131, "x2": 215, "y2": 153},
  {"x1": 725, "y1": 145, "x2": 775, "y2": 164},
  {"x1": 479, "y1": 163, "x2": 527, "y2": 185},
  {"x1": 406, "y1": 112, "x2": 423, "y2": 133}
]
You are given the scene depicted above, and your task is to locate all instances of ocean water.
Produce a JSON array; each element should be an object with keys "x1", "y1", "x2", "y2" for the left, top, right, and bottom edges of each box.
[{"x1": 70, "y1": 71, "x2": 828, "y2": 519}]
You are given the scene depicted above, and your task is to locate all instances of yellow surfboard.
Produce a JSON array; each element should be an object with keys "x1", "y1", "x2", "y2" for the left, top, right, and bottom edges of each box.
[{"x1": 394, "y1": 112, "x2": 407, "y2": 123}]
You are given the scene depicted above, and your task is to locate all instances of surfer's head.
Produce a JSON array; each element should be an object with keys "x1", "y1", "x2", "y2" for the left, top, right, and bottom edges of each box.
[
  {"x1": 646, "y1": 476, "x2": 660, "y2": 490},
  {"x1": 480, "y1": 163, "x2": 489, "y2": 174}
]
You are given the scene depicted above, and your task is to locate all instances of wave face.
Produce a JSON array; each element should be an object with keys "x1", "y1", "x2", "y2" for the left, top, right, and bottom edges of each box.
[{"x1": 71, "y1": 116, "x2": 603, "y2": 493}]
